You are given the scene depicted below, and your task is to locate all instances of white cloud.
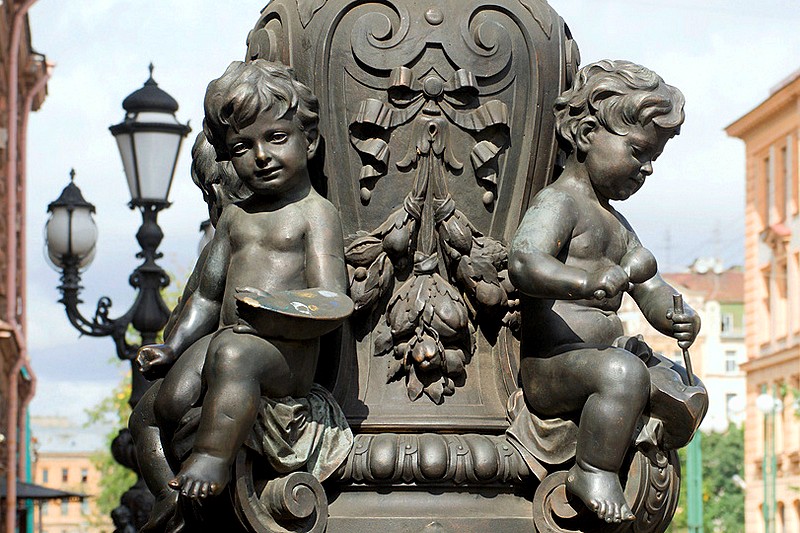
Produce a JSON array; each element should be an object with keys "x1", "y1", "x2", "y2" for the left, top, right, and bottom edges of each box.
[{"x1": 25, "y1": 1, "x2": 265, "y2": 423}]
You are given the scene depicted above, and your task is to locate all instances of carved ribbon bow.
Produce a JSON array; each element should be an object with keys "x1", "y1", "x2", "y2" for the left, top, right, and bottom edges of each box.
[{"x1": 349, "y1": 67, "x2": 509, "y2": 194}]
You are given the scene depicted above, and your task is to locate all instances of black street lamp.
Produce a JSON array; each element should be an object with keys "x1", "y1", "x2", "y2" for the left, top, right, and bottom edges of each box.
[{"x1": 44, "y1": 65, "x2": 190, "y2": 531}]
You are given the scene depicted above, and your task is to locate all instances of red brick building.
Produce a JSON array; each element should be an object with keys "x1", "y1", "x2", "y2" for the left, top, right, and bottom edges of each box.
[{"x1": 0, "y1": 1, "x2": 49, "y2": 530}]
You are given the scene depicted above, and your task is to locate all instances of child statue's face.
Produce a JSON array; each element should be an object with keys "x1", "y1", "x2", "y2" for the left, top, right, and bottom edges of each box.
[
  {"x1": 225, "y1": 109, "x2": 315, "y2": 196},
  {"x1": 584, "y1": 120, "x2": 673, "y2": 201}
]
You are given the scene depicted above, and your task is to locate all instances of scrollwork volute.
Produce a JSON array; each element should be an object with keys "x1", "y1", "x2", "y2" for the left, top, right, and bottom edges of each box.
[
  {"x1": 244, "y1": 0, "x2": 574, "y2": 423},
  {"x1": 232, "y1": 2, "x2": 689, "y2": 533},
  {"x1": 331, "y1": 2, "x2": 550, "y2": 403}
]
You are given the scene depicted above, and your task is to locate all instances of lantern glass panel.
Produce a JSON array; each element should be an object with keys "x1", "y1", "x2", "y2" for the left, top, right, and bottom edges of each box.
[
  {"x1": 47, "y1": 243, "x2": 96, "y2": 270},
  {"x1": 131, "y1": 129, "x2": 182, "y2": 202},
  {"x1": 114, "y1": 132, "x2": 138, "y2": 200},
  {"x1": 45, "y1": 206, "x2": 98, "y2": 269}
]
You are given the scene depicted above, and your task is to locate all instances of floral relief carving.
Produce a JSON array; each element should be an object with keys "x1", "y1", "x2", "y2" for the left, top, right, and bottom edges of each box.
[{"x1": 345, "y1": 63, "x2": 518, "y2": 404}]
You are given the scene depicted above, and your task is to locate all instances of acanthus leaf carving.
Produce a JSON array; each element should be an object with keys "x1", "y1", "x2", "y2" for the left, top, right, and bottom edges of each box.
[
  {"x1": 347, "y1": 250, "x2": 393, "y2": 313},
  {"x1": 516, "y1": 0, "x2": 554, "y2": 38},
  {"x1": 296, "y1": 0, "x2": 327, "y2": 28},
  {"x1": 382, "y1": 262, "x2": 471, "y2": 404}
]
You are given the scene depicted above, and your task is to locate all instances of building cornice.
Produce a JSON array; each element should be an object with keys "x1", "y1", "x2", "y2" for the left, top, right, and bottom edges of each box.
[
  {"x1": 726, "y1": 72, "x2": 800, "y2": 139},
  {"x1": 740, "y1": 345, "x2": 800, "y2": 372}
]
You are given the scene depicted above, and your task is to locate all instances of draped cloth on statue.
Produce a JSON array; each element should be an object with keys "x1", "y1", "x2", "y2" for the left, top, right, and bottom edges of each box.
[
  {"x1": 244, "y1": 384, "x2": 353, "y2": 482},
  {"x1": 506, "y1": 389, "x2": 578, "y2": 472}
]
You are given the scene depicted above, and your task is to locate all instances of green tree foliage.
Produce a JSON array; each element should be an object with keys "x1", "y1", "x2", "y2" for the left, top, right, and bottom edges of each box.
[
  {"x1": 667, "y1": 425, "x2": 745, "y2": 533},
  {"x1": 85, "y1": 372, "x2": 136, "y2": 519}
]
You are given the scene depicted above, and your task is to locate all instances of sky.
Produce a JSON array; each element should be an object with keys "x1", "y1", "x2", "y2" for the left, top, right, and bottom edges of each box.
[{"x1": 23, "y1": 0, "x2": 800, "y2": 428}]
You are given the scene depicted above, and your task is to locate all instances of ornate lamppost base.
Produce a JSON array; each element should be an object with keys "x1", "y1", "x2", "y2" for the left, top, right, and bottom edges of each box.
[{"x1": 129, "y1": 2, "x2": 706, "y2": 532}]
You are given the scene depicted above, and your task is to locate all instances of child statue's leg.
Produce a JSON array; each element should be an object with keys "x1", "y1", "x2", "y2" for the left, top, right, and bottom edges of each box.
[
  {"x1": 130, "y1": 382, "x2": 178, "y2": 532},
  {"x1": 522, "y1": 347, "x2": 650, "y2": 523},
  {"x1": 170, "y1": 329, "x2": 291, "y2": 499},
  {"x1": 132, "y1": 336, "x2": 208, "y2": 531},
  {"x1": 153, "y1": 335, "x2": 210, "y2": 439}
]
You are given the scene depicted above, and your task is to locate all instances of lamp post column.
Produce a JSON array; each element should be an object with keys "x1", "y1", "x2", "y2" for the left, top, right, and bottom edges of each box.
[
  {"x1": 686, "y1": 432, "x2": 703, "y2": 533},
  {"x1": 757, "y1": 384, "x2": 781, "y2": 533},
  {"x1": 127, "y1": 204, "x2": 171, "y2": 406},
  {"x1": 45, "y1": 66, "x2": 190, "y2": 532}
]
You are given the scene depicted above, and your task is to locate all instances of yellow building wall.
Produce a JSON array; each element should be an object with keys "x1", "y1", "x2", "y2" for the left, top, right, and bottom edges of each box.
[
  {"x1": 727, "y1": 71, "x2": 800, "y2": 533},
  {"x1": 33, "y1": 452, "x2": 111, "y2": 533}
]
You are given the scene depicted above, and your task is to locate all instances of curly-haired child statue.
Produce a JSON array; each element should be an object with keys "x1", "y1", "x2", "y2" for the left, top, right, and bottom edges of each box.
[
  {"x1": 131, "y1": 59, "x2": 353, "y2": 532},
  {"x1": 509, "y1": 60, "x2": 708, "y2": 524}
]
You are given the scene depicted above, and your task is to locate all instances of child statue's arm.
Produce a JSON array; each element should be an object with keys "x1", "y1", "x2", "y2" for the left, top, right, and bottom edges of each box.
[
  {"x1": 304, "y1": 201, "x2": 348, "y2": 294},
  {"x1": 165, "y1": 212, "x2": 230, "y2": 349},
  {"x1": 509, "y1": 190, "x2": 628, "y2": 300},
  {"x1": 162, "y1": 243, "x2": 210, "y2": 340},
  {"x1": 631, "y1": 275, "x2": 700, "y2": 347},
  {"x1": 137, "y1": 210, "x2": 231, "y2": 378},
  {"x1": 625, "y1": 232, "x2": 700, "y2": 346}
]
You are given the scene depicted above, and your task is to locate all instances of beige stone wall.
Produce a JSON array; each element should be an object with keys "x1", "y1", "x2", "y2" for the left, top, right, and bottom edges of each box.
[
  {"x1": 1, "y1": 7, "x2": 48, "y2": 522},
  {"x1": 33, "y1": 452, "x2": 112, "y2": 533},
  {"x1": 742, "y1": 355, "x2": 800, "y2": 533},
  {"x1": 727, "y1": 72, "x2": 800, "y2": 533}
]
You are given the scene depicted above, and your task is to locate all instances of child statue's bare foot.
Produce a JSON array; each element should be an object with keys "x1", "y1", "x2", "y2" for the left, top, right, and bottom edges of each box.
[
  {"x1": 168, "y1": 452, "x2": 231, "y2": 499},
  {"x1": 566, "y1": 463, "x2": 635, "y2": 523},
  {"x1": 141, "y1": 490, "x2": 179, "y2": 531}
]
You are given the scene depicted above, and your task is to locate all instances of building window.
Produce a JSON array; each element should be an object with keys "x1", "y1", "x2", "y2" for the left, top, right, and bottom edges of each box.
[
  {"x1": 778, "y1": 501, "x2": 786, "y2": 533},
  {"x1": 61, "y1": 499, "x2": 69, "y2": 516},
  {"x1": 762, "y1": 268, "x2": 772, "y2": 343},
  {"x1": 794, "y1": 501, "x2": 800, "y2": 533},
  {"x1": 726, "y1": 393, "x2": 738, "y2": 421},
  {"x1": 42, "y1": 501, "x2": 48, "y2": 516},
  {"x1": 780, "y1": 145, "x2": 788, "y2": 220},
  {"x1": 725, "y1": 351, "x2": 738, "y2": 373},
  {"x1": 777, "y1": 259, "x2": 788, "y2": 339},
  {"x1": 61, "y1": 468, "x2": 68, "y2": 483},
  {"x1": 721, "y1": 313, "x2": 734, "y2": 333},
  {"x1": 784, "y1": 136, "x2": 794, "y2": 216},
  {"x1": 795, "y1": 252, "x2": 800, "y2": 334},
  {"x1": 42, "y1": 468, "x2": 49, "y2": 484},
  {"x1": 81, "y1": 499, "x2": 89, "y2": 515},
  {"x1": 766, "y1": 153, "x2": 774, "y2": 223},
  {"x1": 81, "y1": 468, "x2": 88, "y2": 484}
]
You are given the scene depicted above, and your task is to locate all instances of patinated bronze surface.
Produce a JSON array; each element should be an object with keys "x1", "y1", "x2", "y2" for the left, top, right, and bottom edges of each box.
[
  {"x1": 130, "y1": 60, "x2": 353, "y2": 532},
  {"x1": 509, "y1": 59, "x2": 706, "y2": 525},
  {"x1": 130, "y1": 2, "x2": 707, "y2": 532}
]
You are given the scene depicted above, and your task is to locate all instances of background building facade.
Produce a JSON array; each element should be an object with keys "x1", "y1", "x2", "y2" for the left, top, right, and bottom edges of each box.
[
  {"x1": 1, "y1": 1, "x2": 49, "y2": 530},
  {"x1": 619, "y1": 260, "x2": 747, "y2": 431},
  {"x1": 31, "y1": 416, "x2": 110, "y2": 533},
  {"x1": 727, "y1": 69, "x2": 800, "y2": 533}
]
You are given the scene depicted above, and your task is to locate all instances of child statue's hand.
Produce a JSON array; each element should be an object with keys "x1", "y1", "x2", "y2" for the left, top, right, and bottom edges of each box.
[
  {"x1": 665, "y1": 304, "x2": 700, "y2": 349},
  {"x1": 137, "y1": 344, "x2": 178, "y2": 380},
  {"x1": 588, "y1": 265, "x2": 630, "y2": 299}
]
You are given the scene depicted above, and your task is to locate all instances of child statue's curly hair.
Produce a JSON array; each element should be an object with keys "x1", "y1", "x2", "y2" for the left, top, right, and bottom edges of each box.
[{"x1": 554, "y1": 59, "x2": 685, "y2": 154}]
